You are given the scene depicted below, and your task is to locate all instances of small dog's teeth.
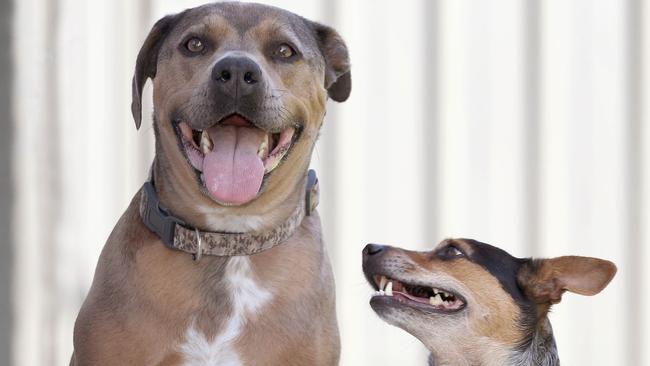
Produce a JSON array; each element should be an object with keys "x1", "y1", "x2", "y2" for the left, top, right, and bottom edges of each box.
[
  {"x1": 379, "y1": 276, "x2": 387, "y2": 291},
  {"x1": 432, "y1": 288, "x2": 439, "y2": 295},
  {"x1": 385, "y1": 281, "x2": 393, "y2": 296},
  {"x1": 429, "y1": 294, "x2": 443, "y2": 306},
  {"x1": 200, "y1": 130, "x2": 213, "y2": 154}
]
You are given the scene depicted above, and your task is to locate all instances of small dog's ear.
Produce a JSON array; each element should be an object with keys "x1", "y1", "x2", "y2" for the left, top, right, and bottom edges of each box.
[
  {"x1": 518, "y1": 256, "x2": 617, "y2": 305},
  {"x1": 131, "y1": 13, "x2": 182, "y2": 130},
  {"x1": 311, "y1": 22, "x2": 351, "y2": 102}
]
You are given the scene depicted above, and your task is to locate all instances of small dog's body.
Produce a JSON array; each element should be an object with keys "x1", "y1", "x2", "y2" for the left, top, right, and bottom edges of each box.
[
  {"x1": 362, "y1": 239, "x2": 616, "y2": 366},
  {"x1": 72, "y1": 2, "x2": 350, "y2": 365}
]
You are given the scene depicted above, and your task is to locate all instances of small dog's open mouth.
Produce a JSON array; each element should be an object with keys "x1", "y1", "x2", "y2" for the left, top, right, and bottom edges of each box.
[
  {"x1": 174, "y1": 114, "x2": 299, "y2": 206},
  {"x1": 370, "y1": 275, "x2": 466, "y2": 313}
]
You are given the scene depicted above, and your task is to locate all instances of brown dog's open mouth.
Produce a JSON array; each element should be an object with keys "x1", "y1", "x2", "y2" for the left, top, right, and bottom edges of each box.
[
  {"x1": 370, "y1": 275, "x2": 466, "y2": 313},
  {"x1": 174, "y1": 114, "x2": 298, "y2": 206}
]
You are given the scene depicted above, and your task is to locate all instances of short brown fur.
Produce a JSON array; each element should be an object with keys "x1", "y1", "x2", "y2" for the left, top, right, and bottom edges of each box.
[{"x1": 73, "y1": 3, "x2": 350, "y2": 365}]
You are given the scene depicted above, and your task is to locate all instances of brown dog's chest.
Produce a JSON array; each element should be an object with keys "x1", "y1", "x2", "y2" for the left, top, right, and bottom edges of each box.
[{"x1": 135, "y1": 213, "x2": 337, "y2": 366}]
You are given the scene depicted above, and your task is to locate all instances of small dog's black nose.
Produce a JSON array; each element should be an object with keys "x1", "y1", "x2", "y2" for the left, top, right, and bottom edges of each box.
[
  {"x1": 212, "y1": 55, "x2": 262, "y2": 96},
  {"x1": 364, "y1": 244, "x2": 385, "y2": 256}
]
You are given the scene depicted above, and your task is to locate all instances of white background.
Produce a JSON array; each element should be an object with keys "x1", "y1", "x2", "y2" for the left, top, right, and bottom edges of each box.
[{"x1": 10, "y1": 0, "x2": 650, "y2": 365}]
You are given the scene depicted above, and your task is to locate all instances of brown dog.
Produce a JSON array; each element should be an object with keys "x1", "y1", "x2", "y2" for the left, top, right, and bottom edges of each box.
[{"x1": 71, "y1": 2, "x2": 350, "y2": 365}]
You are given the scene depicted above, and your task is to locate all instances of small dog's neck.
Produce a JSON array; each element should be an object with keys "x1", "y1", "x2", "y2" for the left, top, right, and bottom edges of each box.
[
  {"x1": 427, "y1": 318, "x2": 559, "y2": 366},
  {"x1": 510, "y1": 318, "x2": 559, "y2": 366}
]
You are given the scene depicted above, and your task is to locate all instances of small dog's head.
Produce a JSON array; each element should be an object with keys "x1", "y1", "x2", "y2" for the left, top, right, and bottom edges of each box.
[
  {"x1": 132, "y1": 2, "x2": 350, "y2": 207},
  {"x1": 362, "y1": 239, "x2": 616, "y2": 364}
]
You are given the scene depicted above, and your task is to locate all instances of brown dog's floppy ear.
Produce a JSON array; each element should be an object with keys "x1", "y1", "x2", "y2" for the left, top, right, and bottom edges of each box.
[
  {"x1": 312, "y1": 22, "x2": 351, "y2": 102},
  {"x1": 131, "y1": 13, "x2": 182, "y2": 130},
  {"x1": 518, "y1": 256, "x2": 617, "y2": 305}
]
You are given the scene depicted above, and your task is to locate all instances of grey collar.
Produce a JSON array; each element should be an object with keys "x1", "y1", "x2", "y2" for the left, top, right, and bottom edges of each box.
[{"x1": 139, "y1": 169, "x2": 319, "y2": 260}]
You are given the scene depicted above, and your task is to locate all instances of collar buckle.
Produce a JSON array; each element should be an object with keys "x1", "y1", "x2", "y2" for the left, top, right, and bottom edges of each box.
[{"x1": 141, "y1": 181, "x2": 184, "y2": 248}]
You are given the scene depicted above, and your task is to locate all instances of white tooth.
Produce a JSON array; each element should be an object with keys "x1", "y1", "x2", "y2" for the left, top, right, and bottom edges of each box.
[
  {"x1": 429, "y1": 294, "x2": 443, "y2": 306},
  {"x1": 264, "y1": 156, "x2": 282, "y2": 173},
  {"x1": 258, "y1": 134, "x2": 269, "y2": 158},
  {"x1": 432, "y1": 288, "x2": 439, "y2": 295},
  {"x1": 379, "y1": 276, "x2": 387, "y2": 291},
  {"x1": 200, "y1": 130, "x2": 213, "y2": 154},
  {"x1": 385, "y1": 281, "x2": 393, "y2": 296}
]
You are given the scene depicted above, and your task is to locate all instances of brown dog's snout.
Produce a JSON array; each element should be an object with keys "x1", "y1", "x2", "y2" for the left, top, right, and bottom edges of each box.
[{"x1": 212, "y1": 55, "x2": 264, "y2": 98}]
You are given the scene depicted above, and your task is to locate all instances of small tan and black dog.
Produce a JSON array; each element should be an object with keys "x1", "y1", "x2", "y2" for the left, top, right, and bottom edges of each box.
[
  {"x1": 72, "y1": 2, "x2": 350, "y2": 365},
  {"x1": 362, "y1": 239, "x2": 616, "y2": 366}
]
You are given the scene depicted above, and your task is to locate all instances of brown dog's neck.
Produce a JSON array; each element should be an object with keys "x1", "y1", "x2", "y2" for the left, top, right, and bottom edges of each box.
[{"x1": 150, "y1": 152, "x2": 306, "y2": 233}]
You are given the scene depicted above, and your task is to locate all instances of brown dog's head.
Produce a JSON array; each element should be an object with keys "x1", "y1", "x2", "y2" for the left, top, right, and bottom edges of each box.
[
  {"x1": 131, "y1": 2, "x2": 350, "y2": 227},
  {"x1": 362, "y1": 239, "x2": 616, "y2": 364}
]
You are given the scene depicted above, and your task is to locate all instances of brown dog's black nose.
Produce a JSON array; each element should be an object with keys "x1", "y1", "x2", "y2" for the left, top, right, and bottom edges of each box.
[
  {"x1": 364, "y1": 244, "x2": 385, "y2": 256},
  {"x1": 212, "y1": 56, "x2": 262, "y2": 96}
]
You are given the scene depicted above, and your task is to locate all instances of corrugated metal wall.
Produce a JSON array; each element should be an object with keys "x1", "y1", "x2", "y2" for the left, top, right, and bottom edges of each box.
[{"x1": 10, "y1": 0, "x2": 649, "y2": 365}]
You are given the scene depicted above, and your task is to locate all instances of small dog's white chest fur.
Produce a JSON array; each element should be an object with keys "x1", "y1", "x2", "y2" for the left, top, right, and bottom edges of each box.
[{"x1": 179, "y1": 257, "x2": 272, "y2": 366}]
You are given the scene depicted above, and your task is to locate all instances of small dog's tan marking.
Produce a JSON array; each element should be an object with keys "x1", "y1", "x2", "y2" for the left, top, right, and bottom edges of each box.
[{"x1": 402, "y1": 246, "x2": 522, "y2": 345}]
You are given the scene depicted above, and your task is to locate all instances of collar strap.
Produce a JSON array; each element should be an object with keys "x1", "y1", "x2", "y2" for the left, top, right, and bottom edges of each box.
[{"x1": 139, "y1": 169, "x2": 319, "y2": 259}]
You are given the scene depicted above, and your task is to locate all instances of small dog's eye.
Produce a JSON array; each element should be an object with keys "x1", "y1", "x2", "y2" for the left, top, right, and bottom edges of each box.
[
  {"x1": 274, "y1": 43, "x2": 295, "y2": 58},
  {"x1": 441, "y1": 246, "x2": 464, "y2": 258},
  {"x1": 185, "y1": 37, "x2": 205, "y2": 53}
]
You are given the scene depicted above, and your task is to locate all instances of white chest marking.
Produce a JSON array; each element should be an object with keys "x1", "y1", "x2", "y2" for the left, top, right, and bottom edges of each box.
[{"x1": 180, "y1": 257, "x2": 272, "y2": 366}]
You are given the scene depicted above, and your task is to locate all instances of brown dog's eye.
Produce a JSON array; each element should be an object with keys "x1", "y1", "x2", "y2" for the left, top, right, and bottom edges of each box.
[
  {"x1": 186, "y1": 38, "x2": 205, "y2": 53},
  {"x1": 275, "y1": 43, "x2": 295, "y2": 58}
]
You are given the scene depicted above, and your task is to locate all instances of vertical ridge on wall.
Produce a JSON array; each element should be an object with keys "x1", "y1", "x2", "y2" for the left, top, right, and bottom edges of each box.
[
  {"x1": 0, "y1": 0, "x2": 13, "y2": 364},
  {"x1": 625, "y1": 0, "x2": 643, "y2": 365},
  {"x1": 637, "y1": 1, "x2": 649, "y2": 365},
  {"x1": 44, "y1": 0, "x2": 61, "y2": 362},
  {"x1": 136, "y1": 0, "x2": 156, "y2": 185},
  {"x1": 315, "y1": 0, "x2": 339, "y2": 275},
  {"x1": 423, "y1": 0, "x2": 441, "y2": 247},
  {"x1": 13, "y1": 0, "x2": 52, "y2": 364},
  {"x1": 523, "y1": 0, "x2": 541, "y2": 256},
  {"x1": 55, "y1": 1, "x2": 91, "y2": 363}
]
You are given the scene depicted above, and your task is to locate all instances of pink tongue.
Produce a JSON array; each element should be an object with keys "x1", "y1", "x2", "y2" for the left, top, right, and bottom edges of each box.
[{"x1": 202, "y1": 125, "x2": 265, "y2": 205}]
